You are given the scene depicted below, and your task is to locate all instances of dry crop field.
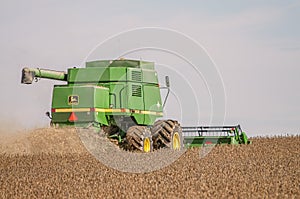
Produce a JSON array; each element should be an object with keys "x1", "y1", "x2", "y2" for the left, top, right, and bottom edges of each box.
[{"x1": 0, "y1": 128, "x2": 299, "y2": 198}]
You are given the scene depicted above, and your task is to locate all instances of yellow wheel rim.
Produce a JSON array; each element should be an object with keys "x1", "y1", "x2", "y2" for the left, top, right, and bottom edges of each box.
[
  {"x1": 173, "y1": 132, "x2": 180, "y2": 150},
  {"x1": 143, "y1": 137, "x2": 151, "y2": 152}
]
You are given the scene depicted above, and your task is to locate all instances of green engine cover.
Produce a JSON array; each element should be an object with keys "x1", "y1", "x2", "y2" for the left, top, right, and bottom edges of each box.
[
  {"x1": 51, "y1": 85, "x2": 109, "y2": 125},
  {"x1": 50, "y1": 59, "x2": 163, "y2": 127}
]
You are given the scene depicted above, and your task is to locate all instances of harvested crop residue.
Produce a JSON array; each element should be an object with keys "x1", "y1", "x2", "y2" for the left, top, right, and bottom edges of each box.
[{"x1": 0, "y1": 128, "x2": 299, "y2": 198}]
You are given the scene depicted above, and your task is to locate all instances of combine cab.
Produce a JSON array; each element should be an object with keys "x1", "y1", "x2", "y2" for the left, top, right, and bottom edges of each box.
[{"x1": 21, "y1": 59, "x2": 250, "y2": 152}]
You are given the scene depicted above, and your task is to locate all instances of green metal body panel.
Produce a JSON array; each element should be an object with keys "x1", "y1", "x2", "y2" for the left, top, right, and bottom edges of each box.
[
  {"x1": 52, "y1": 85, "x2": 109, "y2": 125},
  {"x1": 52, "y1": 86, "x2": 109, "y2": 108},
  {"x1": 67, "y1": 67, "x2": 128, "y2": 83},
  {"x1": 105, "y1": 83, "x2": 128, "y2": 109},
  {"x1": 47, "y1": 59, "x2": 162, "y2": 127}
]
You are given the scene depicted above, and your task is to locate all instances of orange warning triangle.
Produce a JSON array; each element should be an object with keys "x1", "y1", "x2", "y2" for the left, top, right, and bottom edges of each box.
[{"x1": 69, "y1": 112, "x2": 78, "y2": 122}]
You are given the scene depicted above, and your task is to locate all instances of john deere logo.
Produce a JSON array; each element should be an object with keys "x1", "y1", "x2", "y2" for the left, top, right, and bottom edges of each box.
[{"x1": 68, "y1": 95, "x2": 79, "y2": 105}]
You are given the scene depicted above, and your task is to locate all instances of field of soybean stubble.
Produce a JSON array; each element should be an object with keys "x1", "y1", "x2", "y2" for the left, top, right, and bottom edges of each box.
[{"x1": 0, "y1": 128, "x2": 299, "y2": 198}]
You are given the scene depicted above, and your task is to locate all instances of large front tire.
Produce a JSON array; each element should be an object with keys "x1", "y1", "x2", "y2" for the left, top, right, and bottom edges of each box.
[
  {"x1": 126, "y1": 126, "x2": 153, "y2": 152},
  {"x1": 151, "y1": 120, "x2": 184, "y2": 150}
]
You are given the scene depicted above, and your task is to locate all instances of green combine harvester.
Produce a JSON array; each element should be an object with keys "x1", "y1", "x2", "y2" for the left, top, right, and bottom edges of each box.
[{"x1": 21, "y1": 59, "x2": 250, "y2": 152}]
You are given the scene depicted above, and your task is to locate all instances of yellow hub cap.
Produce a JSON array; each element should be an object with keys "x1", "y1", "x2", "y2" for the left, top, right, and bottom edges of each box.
[
  {"x1": 173, "y1": 132, "x2": 180, "y2": 150},
  {"x1": 143, "y1": 137, "x2": 151, "y2": 152}
]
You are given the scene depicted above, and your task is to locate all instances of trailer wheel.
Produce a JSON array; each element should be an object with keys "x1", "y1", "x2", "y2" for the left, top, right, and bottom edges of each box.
[
  {"x1": 126, "y1": 126, "x2": 153, "y2": 152},
  {"x1": 151, "y1": 120, "x2": 184, "y2": 150}
]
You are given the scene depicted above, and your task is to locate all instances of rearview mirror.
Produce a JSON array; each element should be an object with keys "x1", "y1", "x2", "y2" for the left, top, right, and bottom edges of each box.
[{"x1": 165, "y1": 76, "x2": 170, "y2": 88}]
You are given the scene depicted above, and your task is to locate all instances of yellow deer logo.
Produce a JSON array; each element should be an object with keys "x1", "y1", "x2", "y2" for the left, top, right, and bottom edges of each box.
[{"x1": 68, "y1": 95, "x2": 79, "y2": 105}]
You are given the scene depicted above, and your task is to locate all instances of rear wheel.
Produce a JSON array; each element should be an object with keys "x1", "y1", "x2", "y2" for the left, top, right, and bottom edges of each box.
[
  {"x1": 126, "y1": 126, "x2": 153, "y2": 152},
  {"x1": 151, "y1": 120, "x2": 184, "y2": 150}
]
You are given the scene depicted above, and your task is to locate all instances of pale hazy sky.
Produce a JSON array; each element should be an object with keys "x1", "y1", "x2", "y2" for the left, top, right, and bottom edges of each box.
[{"x1": 0, "y1": 1, "x2": 299, "y2": 136}]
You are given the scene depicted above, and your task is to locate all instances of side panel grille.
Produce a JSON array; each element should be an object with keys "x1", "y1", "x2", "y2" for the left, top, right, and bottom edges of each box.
[
  {"x1": 132, "y1": 85, "x2": 142, "y2": 97},
  {"x1": 132, "y1": 71, "x2": 142, "y2": 82}
]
